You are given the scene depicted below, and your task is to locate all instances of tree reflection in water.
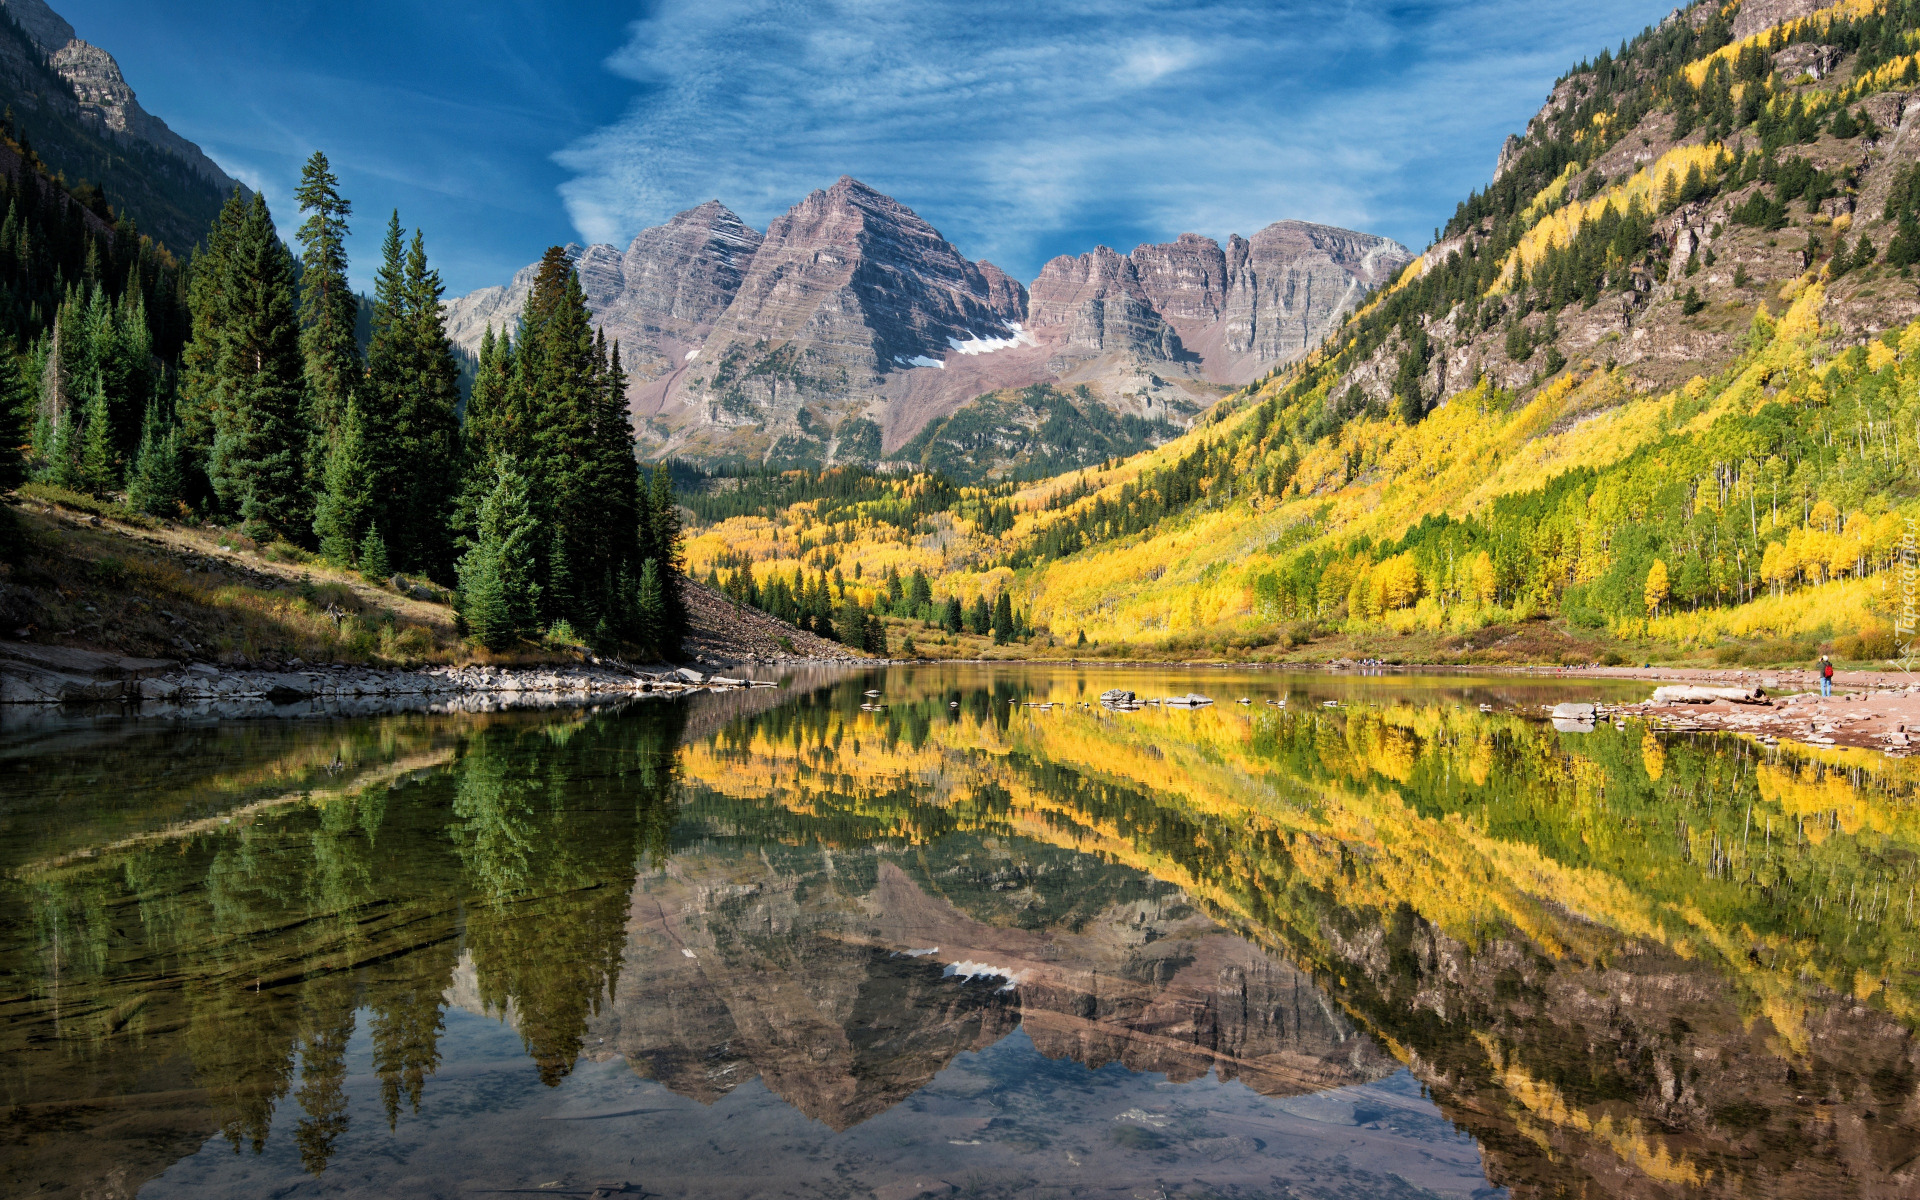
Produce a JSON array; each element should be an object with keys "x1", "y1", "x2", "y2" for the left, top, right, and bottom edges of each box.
[{"x1": 3, "y1": 668, "x2": 1919, "y2": 1199}]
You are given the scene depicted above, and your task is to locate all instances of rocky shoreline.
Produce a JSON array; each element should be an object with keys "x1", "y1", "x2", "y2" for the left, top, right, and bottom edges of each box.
[{"x1": 0, "y1": 640, "x2": 862, "y2": 710}]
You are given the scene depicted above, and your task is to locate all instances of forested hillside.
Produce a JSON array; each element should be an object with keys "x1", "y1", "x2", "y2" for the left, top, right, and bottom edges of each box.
[
  {"x1": 683, "y1": 0, "x2": 1920, "y2": 666},
  {"x1": 0, "y1": 152, "x2": 692, "y2": 663}
]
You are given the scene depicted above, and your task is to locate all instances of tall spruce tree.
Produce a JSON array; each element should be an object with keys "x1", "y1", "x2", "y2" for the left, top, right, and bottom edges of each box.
[
  {"x1": 452, "y1": 323, "x2": 513, "y2": 555},
  {"x1": 363, "y1": 215, "x2": 462, "y2": 577},
  {"x1": 180, "y1": 189, "x2": 249, "y2": 507},
  {"x1": 397, "y1": 229, "x2": 462, "y2": 575},
  {"x1": 127, "y1": 397, "x2": 186, "y2": 518},
  {"x1": 645, "y1": 464, "x2": 685, "y2": 651},
  {"x1": 75, "y1": 370, "x2": 115, "y2": 495},
  {"x1": 522, "y1": 249, "x2": 599, "y2": 620},
  {"x1": 583, "y1": 333, "x2": 639, "y2": 615},
  {"x1": 361, "y1": 213, "x2": 407, "y2": 568},
  {"x1": 294, "y1": 152, "x2": 360, "y2": 485},
  {"x1": 459, "y1": 460, "x2": 540, "y2": 650},
  {"x1": 205, "y1": 193, "x2": 310, "y2": 542},
  {"x1": 0, "y1": 338, "x2": 30, "y2": 495},
  {"x1": 312, "y1": 393, "x2": 374, "y2": 565}
]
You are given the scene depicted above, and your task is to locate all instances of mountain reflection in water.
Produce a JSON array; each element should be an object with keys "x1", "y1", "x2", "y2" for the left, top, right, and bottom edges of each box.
[{"x1": 4, "y1": 666, "x2": 1919, "y2": 1198}]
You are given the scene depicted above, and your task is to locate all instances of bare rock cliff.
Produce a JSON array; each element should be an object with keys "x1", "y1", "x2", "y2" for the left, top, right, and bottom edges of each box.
[
  {"x1": 449, "y1": 178, "x2": 1405, "y2": 465},
  {"x1": 1031, "y1": 223, "x2": 1412, "y2": 386},
  {"x1": 1223, "y1": 220, "x2": 1411, "y2": 363},
  {"x1": 1027, "y1": 244, "x2": 1182, "y2": 362},
  {"x1": 442, "y1": 200, "x2": 764, "y2": 384}
]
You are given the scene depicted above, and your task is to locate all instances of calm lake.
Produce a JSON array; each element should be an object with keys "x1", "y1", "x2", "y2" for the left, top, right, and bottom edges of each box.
[{"x1": 5, "y1": 666, "x2": 1918, "y2": 1199}]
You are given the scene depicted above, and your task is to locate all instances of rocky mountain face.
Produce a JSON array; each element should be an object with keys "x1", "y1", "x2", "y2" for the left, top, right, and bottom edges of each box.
[
  {"x1": 0, "y1": 0, "x2": 237, "y2": 192},
  {"x1": 445, "y1": 178, "x2": 1408, "y2": 468},
  {"x1": 1043, "y1": 221, "x2": 1413, "y2": 383},
  {"x1": 0, "y1": 0, "x2": 239, "y2": 251},
  {"x1": 442, "y1": 200, "x2": 763, "y2": 381},
  {"x1": 531, "y1": 844, "x2": 1390, "y2": 1131}
]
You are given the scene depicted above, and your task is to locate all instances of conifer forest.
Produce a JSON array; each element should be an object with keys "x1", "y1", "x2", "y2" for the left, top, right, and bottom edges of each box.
[{"x1": 0, "y1": 151, "x2": 686, "y2": 659}]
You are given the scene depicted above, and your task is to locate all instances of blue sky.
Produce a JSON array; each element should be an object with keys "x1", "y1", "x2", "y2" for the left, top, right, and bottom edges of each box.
[{"x1": 59, "y1": 0, "x2": 1676, "y2": 295}]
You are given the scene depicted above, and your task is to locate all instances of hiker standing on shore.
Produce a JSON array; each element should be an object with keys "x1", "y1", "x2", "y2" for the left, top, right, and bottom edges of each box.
[{"x1": 1820, "y1": 653, "x2": 1834, "y2": 697}]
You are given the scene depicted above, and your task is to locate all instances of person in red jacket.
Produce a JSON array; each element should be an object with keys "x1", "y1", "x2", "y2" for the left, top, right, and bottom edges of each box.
[{"x1": 1820, "y1": 653, "x2": 1834, "y2": 697}]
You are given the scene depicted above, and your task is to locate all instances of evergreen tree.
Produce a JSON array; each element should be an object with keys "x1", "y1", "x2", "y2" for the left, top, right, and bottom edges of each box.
[
  {"x1": 586, "y1": 336, "x2": 639, "y2": 586},
  {"x1": 546, "y1": 527, "x2": 576, "y2": 626},
  {"x1": 646, "y1": 464, "x2": 686, "y2": 651},
  {"x1": 312, "y1": 393, "x2": 373, "y2": 565},
  {"x1": 75, "y1": 370, "x2": 114, "y2": 495},
  {"x1": 968, "y1": 594, "x2": 991, "y2": 636},
  {"x1": 294, "y1": 151, "x2": 360, "y2": 485},
  {"x1": 0, "y1": 338, "x2": 30, "y2": 495},
  {"x1": 363, "y1": 215, "x2": 461, "y2": 576},
  {"x1": 452, "y1": 324, "x2": 514, "y2": 554},
  {"x1": 908, "y1": 567, "x2": 932, "y2": 611},
  {"x1": 43, "y1": 406, "x2": 76, "y2": 490},
  {"x1": 396, "y1": 229, "x2": 463, "y2": 574},
  {"x1": 514, "y1": 248, "x2": 597, "y2": 614},
  {"x1": 943, "y1": 594, "x2": 963, "y2": 633},
  {"x1": 358, "y1": 526, "x2": 390, "y2": 580},
  {"x1": 991, "y1": 591, "x2": 1014, "y2": 645},
  {"x1": 179, "y1": 189, "x2": 249, "y2": 504},
  {"x1": 634, "y1": 558, "x2": 665, "y2": 657},
  {"x1": 127, "y1": 397, "x2": 186, "y2": 517},
  {"x1": 463, "y1": 325, "x2": 513, "y2": 461},
  {"x1": 458, "y1": 461, "x2": 541, "y2": 650},
  {"x1": 205, "y1": 193, "x2": 310, "y2": 542},
  {"x1": 839, "y1": 594, "x2": 865, "y2": 649}
]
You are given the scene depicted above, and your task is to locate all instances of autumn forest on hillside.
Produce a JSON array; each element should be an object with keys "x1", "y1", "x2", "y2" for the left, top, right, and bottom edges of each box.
[
  {"x1": 681, "y1": 0, "x2": 1920, "y2": 668},
  {"x1": 9, "y1": 0, "x2": 1920, "y2": 670}
]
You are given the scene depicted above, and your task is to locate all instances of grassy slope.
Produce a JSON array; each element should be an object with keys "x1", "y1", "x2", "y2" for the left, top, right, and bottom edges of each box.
[
  {"x1": 1, "y1": 486, "x2": 468, "y2": 665},
  {"x1": 0, "y1": 486, "x2": 846, "y2": 668}
]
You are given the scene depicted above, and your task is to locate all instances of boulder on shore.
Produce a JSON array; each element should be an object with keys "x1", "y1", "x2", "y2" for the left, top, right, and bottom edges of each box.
[{"x1": 1651, "y1": 685, "x2": 1769, "y2": 705}]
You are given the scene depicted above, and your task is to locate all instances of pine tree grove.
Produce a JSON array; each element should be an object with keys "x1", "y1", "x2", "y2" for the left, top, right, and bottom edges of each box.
[{"x1": 1, "y1": 160, "x2": 684, "y2": 660}]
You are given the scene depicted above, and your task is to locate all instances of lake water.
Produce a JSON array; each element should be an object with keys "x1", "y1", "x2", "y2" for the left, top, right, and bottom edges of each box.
[{"x1": 5, "y1": 666, "x2": 1919, "y2": 1199}]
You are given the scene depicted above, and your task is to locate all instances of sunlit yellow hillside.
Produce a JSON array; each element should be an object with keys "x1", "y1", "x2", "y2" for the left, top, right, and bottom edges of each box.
[
  {"x1": 674, "y1": 680, "x2": 1920, "y2": 1043},
  {"x1": 681, "y1": 0, "x2": 1920, "y2": 667},
  {"x1": 689, "y1": 287, "x2": 1920, "y2": 664}
]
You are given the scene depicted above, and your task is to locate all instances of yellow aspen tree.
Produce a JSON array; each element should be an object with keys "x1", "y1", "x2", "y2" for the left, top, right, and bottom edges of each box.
[{"x1": 1645, "y1": 559, "x2": 1671, "y2": 617}]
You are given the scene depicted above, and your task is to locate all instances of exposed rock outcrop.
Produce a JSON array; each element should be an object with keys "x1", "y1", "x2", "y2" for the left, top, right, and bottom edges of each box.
[
  {"x1": 1730, "y1": 0, "x2": 1827, "y2": 41},
  {"x1": 449, "y1": 178, "x2": 1406, "y2": 465},
  {"x1": 442, "y1": 200, "x2": 764, "y2": 384},
  {"x1": 1032, "y1": 222, "x2": 1411, "y2": 385},
  {"x1": 1027, "y1": 244, "x2": 1182, "y2": 362},
  {"x1": 0, "y1": 0, "x2": 238, "y2": 191}
]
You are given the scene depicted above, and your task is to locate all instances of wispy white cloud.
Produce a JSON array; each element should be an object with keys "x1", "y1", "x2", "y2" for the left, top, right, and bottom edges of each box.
[{"x1": 556, "y1": 0, "x2": 1675, "y2": 280}]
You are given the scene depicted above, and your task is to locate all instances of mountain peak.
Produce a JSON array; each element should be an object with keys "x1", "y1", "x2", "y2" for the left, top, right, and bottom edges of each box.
[
  {"x1": 448, "y1": 180, "x2": 1404, "y2": 469},
  {"x1": 0, "y1": 0, "x2": 238, "y2": 196}
]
